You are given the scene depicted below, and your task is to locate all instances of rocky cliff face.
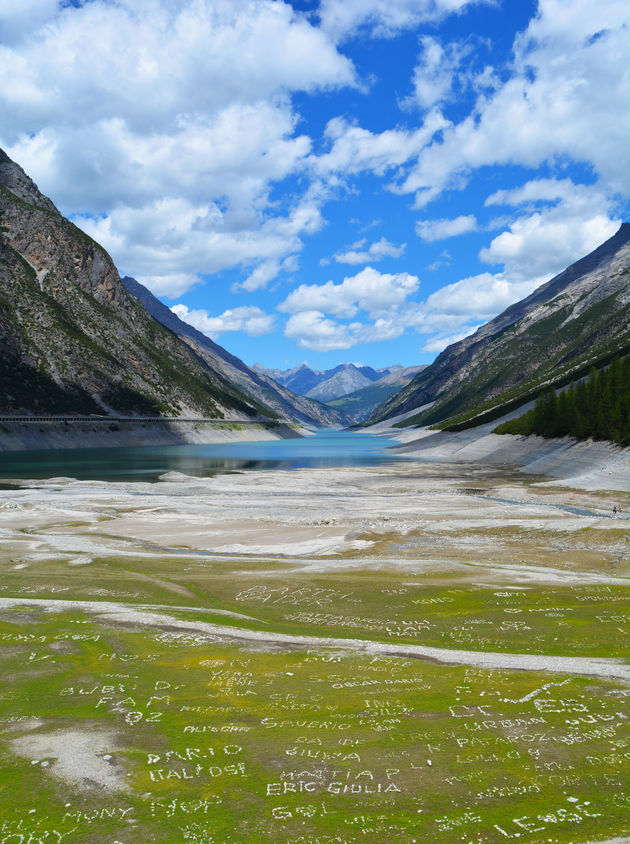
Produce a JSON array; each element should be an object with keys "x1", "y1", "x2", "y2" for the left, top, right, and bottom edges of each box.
[
  {"x1": 0, "y1": 149, "x2": 58, "y2": 214},
  {"x1": 0, "y1": 150, "x2": 270, "y2": 419},
  {"x1": 370, "y1": 224, "x2": 630, "y2": 425},
  {"x1": 121, "y1": 276, "x2": 349, "y2": 427}
]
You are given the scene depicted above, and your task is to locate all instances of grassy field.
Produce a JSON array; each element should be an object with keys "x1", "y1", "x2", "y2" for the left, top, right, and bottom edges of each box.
[
  {"x1": 0, "y1": 463, "x2": 628, "y2": 842},
  {"x1": 1, "y1": 604, "x2": 629, "y2": 843}
]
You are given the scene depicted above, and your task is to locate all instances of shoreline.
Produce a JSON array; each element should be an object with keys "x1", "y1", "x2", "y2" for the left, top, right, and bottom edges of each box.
[{"x1": 362, "y1": 411, "x2": 630, "y2": 492}]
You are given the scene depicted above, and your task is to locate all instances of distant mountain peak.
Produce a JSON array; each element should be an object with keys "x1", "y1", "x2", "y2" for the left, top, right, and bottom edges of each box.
[{"x1": 254, "y1": 361, "x2": 410, "y2": 404}]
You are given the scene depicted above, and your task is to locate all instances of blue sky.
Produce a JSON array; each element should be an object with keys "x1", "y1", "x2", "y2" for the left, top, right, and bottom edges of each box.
[{"x1": 1, "y1": 0, "x2": 628, "y2": 371}]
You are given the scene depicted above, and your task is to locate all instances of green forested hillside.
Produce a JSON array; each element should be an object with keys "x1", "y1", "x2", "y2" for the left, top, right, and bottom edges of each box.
[{"x1": 494, "y1": 355, "x2": 630, "y2": 446}]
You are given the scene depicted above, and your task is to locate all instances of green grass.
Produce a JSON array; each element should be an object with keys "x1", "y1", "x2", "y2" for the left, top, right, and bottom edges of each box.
[
  {"x1": 0, "y1": 607, "x2": 629, "y2": 842},
  {"x1": 2, "y1": 540, "x2": 629, "y2": 659},
  {"x1": 1, "y1": 470, "x2": 629, "y2": 842}
]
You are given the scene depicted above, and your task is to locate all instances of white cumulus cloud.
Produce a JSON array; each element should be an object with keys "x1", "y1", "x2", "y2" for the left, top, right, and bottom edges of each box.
[
  {"x1": 480, "y1": 181, "x2": 620, "y2": 279},
  {"x1": 318, "y1": 0, "x2": 490, "y2": 41},
  {"x1": 279, "y1": 267, "x2": 420, "y2": 318},
  {"x1": 332, "y1": 237, "x2": 406, "y2": 265},
  {"x1": 416, "y1": 214, "x2": 478, "y2": 241},
  {"x1": 284, "y1": 310, "x2": 405, "y2": 353},
  {"x1": 311, "y1": 112, "x2": 449, "y2": 180},
  {"x1": 0, "y1": 0, "x2": 354, "y2": 293},
  {"x1": 421, "y1": 272, "x2": 542, "y2": 319},
  {"x1": 284, "y1": 311, "x2": 353, "y2": 352},
  {"x1": 401, "y1": 0, "x2": 630, "y2": 204},
  {"x1": 485, "y1": 177, "x2": 584, "y2": 208},
  {"x1": 171, "y1": 304, "x2": 275, "y2": 339},
  {"x1": 408, "y1": 36, "x2": 470, "y2": 110}
]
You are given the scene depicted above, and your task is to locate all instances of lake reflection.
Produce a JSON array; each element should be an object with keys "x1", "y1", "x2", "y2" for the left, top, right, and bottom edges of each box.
[{"x1": 0, "y1": 429, "x2": 406, "y2": 483}]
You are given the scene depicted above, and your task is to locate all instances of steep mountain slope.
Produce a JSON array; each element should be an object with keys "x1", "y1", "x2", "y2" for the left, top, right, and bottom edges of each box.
[
  {"x1": 369, "y1": 224, "x2": 630, "y2": 426},
  {"x1": 0, "y1": 149, "x2": 271, "y2": 419},
  {"x1": 121, "y1": 277, "x2": 348, "y2": 427},
  {"x1": 370, "y1": 364, "x2": 424, "y2": 388},
  {"x1": 326, "y1": 365, "x2": 426, "y2": 423}
]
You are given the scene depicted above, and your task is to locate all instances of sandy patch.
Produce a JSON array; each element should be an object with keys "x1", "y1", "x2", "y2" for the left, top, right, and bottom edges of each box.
[
  {"x1": 587, "y1": 839, "x2": 630, "y2": 844},
  {"x1": 10, "y1": 727, "x2": 126, "y2": 792},
  {"x1": 0, "y1": 458, "x2": 627, "y2": 589},
  {"x1": 0, "y1": 459, "x2": 626, "y2": 585},
  {"x1": 67, "y1": 555, "x2": 92, "y2": 566},
  {"x1": 213, "y1": 535, "x2": 374, "y2": 556}
]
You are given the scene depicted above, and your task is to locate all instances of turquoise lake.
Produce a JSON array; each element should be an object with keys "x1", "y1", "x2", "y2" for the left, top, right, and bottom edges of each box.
[{"x1": 0, "y1": 430, "x2": 407, "y2": 483}]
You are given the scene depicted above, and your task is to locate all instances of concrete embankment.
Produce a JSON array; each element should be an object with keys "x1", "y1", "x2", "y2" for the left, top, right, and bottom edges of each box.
[{"x1": 0, "y1": 418, "x2": 305, "y2": 451}]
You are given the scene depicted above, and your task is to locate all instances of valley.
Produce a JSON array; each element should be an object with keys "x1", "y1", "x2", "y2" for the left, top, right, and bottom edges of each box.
[{"x1": 0, "y1": 35, "x2": 628, "y2": 842}]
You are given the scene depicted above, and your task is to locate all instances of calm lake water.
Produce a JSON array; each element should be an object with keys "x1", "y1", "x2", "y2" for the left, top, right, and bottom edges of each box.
[{"x1": 0, "y1": 430, "x2": 406, "y2": 483}]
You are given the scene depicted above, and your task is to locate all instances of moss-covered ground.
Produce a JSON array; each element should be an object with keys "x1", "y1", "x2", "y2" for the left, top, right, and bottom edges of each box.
[
  {"x1": 0, "y1": 465, "x2": 628, "y2": 842},
  {"x1": 1, "y1": 606, "x2": 629, "y2": 843},
  {"x1": 0, "y1": 554, "x2": 629, "y2": 842}
]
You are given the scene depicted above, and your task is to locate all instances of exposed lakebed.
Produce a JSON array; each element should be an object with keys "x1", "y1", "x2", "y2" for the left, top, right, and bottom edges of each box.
[{"x1": 0, "y1": 437, "x2": 629, "y2": 843}]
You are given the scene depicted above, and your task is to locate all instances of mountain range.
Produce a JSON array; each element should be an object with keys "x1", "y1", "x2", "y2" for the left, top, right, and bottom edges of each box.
[
  {"x1": 2, "y1": 147, "x2": 628, "y2": 441},
  {"x1": 0, "y1": 148, "x2": 343, "y2": 427},
  {"x1": 252, "y1": 362, "x2": 396, "y2": 399},
  {"x1": 252, "y1": 361, "x2": 424, "y2": 423},
  {"x1": 325, "y1": 365, "x2": 425, "y2": 423},
  {"x1": 369, "y1": 223, "x2": 630, "y2": 428}
]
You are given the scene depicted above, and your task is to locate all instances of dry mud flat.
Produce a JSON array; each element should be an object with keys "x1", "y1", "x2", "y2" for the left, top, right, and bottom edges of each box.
[{"x1": 0, "y1": 457, "x2": 629, "y2": 842}]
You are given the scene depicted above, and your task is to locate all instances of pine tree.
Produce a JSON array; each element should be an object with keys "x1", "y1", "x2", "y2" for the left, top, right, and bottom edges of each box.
[{"x1": 494, "y1": 353, "x2": 630, "y2": 446}]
